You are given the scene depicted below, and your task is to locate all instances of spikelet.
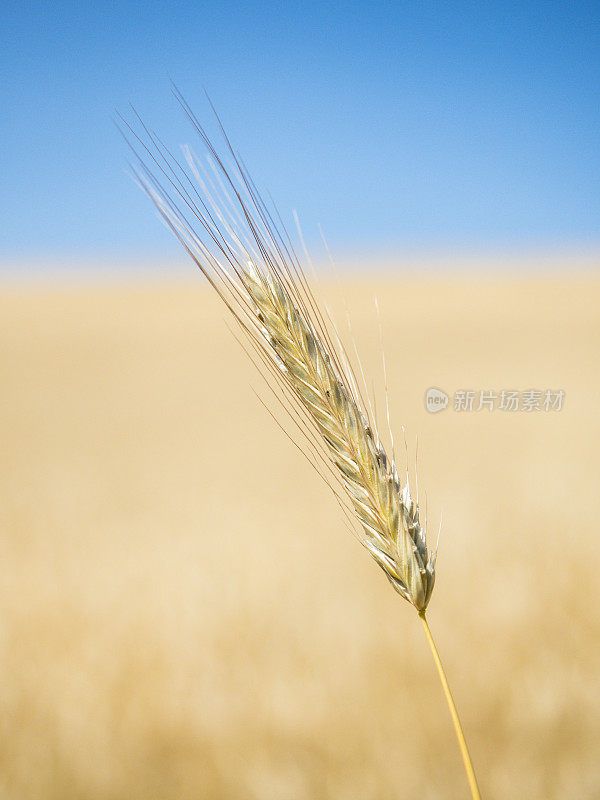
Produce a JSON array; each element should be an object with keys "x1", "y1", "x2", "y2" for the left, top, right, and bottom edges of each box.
[
  {"x1": 244, "y1": 261, "x2": 436, "y2": 611},
  {"x1": 121, "y1": 93, "x2": 437, "y2": 613}
]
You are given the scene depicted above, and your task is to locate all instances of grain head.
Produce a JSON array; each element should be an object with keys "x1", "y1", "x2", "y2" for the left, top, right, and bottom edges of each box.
[{"x1": 120, "y1": 91, "x2": 436, "y2": 613}]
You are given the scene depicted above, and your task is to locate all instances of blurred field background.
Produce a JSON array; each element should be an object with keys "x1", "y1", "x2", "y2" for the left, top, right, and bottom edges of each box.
[{"x1": 1, "y1": 264, "x2": 599, "y2": 800}]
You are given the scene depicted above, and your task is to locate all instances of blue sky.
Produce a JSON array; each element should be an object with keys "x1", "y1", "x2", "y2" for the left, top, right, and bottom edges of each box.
[{"x1": 1, "y1": 1, "x2": 599, "y2": 264}]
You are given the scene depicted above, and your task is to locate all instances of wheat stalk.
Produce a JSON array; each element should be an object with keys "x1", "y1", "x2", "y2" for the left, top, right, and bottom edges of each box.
[{"x1": 119, "y1": 90, "x2": 482, "y2": 799}]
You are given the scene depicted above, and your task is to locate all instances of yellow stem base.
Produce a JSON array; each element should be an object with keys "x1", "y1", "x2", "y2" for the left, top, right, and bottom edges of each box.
[{"x1": 420, "y1": 613, "x2": 482, "y2": 800}]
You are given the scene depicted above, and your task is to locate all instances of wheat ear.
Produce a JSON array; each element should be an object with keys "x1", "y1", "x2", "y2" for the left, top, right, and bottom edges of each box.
[{"x1": 119, "y1": 90, "x2": 481, "y2": 799}]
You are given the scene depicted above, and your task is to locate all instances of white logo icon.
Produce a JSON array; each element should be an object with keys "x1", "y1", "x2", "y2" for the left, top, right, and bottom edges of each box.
[{"x1": 425, "y1": 387, "x2": 449, "y2": 413}]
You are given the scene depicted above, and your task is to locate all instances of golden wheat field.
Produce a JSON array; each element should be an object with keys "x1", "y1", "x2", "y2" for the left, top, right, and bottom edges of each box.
[{"x1": 1, "y1": 267, "x2": 599, "y2": 800}]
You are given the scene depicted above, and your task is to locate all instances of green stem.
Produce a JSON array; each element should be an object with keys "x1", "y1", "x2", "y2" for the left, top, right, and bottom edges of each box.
[{"x1": 419, "y1": 613, "x2": 482, "y2": 800}]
